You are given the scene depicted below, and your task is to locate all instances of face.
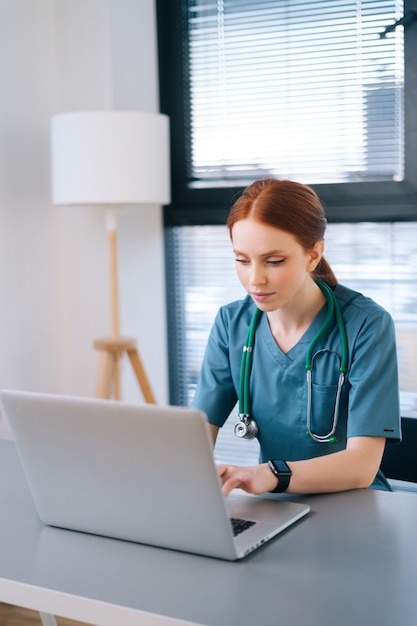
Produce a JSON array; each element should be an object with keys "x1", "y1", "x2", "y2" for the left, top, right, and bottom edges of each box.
[{"x1": 231, "y1": 218, "x2": 323, "y2": 312}]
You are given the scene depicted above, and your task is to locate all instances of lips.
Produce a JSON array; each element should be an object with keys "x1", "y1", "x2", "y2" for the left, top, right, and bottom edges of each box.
[{"x1": 251, "y1": 292, "x2": 274, "y2": 302}]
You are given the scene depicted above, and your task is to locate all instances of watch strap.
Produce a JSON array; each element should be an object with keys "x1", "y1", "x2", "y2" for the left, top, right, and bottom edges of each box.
[{"x1": 268, "y1": 459, "x2": 292, "y2": 493}]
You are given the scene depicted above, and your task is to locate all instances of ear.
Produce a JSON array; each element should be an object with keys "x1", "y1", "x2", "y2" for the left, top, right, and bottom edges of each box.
[{"x1": 307, "y1": 241, "x2": 325, "y2": 271}]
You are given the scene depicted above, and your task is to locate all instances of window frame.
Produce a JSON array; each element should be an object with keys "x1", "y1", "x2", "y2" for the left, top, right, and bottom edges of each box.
[{"x1": 157, "y1": 0, "x2": 417, "y2": 227}]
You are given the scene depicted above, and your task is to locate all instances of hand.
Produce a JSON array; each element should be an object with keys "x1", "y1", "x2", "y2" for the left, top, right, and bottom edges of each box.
[{"x1": 217, "y1": 463, "x2": 278, "y2": 497}]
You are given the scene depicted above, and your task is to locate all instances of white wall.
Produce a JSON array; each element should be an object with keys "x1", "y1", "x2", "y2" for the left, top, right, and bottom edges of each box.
[{"x1": 0, "y1": 0, "x2": 168, "y2": 437}]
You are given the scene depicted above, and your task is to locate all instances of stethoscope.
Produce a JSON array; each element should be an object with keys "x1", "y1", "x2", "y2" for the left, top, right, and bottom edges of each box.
[{"x1": 234, "y1": 280, "x2": 349, "y2": 443}]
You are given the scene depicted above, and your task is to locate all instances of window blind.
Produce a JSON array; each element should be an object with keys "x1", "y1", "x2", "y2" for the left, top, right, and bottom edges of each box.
[{"x1": 186, "y1": 0, "x2": 404, "y2": 187}]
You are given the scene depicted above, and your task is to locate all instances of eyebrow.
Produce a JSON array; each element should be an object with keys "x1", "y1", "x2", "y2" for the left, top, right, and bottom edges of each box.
[{"x1": 233, "y1": 249, "x2": 286, "y2": 257}]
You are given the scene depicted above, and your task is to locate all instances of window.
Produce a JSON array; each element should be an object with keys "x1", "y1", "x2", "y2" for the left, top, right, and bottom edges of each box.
[
  {"x1": 157, "y1": 0, "x2": 417, "y2": 455},
  {"x1": 158, "y1": 0, "x2": 417, "y2": 224},
  {"x1": 187, "y1": 1, "x2": 404, "y2": 187}
]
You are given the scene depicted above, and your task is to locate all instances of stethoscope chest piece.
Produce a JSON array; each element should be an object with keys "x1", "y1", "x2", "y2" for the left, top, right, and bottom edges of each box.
[{"x1": 234, "y1": 414, "x2": 258, "y2": 439}]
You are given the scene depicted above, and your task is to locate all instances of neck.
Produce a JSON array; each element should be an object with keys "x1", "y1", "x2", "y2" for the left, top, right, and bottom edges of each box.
[{"x1": 267, "y1": 280, "x2": 326, "y2": 351}]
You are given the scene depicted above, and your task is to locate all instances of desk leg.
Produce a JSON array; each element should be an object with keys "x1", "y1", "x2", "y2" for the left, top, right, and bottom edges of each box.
[{"x1": 39, "y1": 612, "x2": 58, "y2": 626}]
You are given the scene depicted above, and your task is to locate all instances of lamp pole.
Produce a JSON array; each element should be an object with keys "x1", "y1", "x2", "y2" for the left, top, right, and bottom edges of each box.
[{"x1": 106, "y1": 207, "x2": 120, "y2": 341}]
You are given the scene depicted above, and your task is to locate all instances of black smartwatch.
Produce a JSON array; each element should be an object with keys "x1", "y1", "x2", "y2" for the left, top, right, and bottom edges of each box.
[{"x1": 268, "y1": 459, "x2": 292, "y2": 493}]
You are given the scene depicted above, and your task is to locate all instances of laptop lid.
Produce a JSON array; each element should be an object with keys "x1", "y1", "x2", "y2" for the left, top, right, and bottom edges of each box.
[{"x1": 0, "y1": 390, "x2": 309, "y2": 560}]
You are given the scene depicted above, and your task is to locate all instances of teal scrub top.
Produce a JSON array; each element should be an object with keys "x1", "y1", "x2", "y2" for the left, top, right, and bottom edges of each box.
[{"x1": 192, "y1": 284, "x2": 401, "y2": 490}]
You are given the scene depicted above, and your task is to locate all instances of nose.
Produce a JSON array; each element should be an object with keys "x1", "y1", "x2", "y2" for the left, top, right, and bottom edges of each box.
[{"x1": 249, "y1": 263, "x2": 267, "y2": 286}]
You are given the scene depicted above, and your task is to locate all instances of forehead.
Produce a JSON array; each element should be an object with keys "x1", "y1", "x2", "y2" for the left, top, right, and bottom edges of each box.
[{"x1": 231, "y1": 218, "x2": 300, "y2": 252}]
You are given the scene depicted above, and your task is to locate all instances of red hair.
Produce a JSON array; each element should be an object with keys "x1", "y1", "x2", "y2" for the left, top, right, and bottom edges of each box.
[{"x1": 227, "y1": 179, "x2": 337, "y2": 287}]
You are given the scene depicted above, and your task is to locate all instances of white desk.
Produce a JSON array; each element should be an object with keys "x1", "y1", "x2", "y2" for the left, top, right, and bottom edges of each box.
[{"x1": 1, "y1": 440, "x2": 417, "y2": 626}]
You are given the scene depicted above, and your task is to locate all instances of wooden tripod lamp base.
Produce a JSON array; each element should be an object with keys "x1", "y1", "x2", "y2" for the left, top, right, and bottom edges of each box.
[{"x1": 93, "y1": 338, "x2": 156, "y2": 403}]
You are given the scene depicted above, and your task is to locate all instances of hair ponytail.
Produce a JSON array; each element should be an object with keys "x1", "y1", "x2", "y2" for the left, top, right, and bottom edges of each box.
[{"x1": 312, "y1": 258, "x2": 337, "y2": 288}]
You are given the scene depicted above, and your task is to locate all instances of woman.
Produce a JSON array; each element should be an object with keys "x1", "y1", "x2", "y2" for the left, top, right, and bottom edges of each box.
[{"x1": 192, "y1": 179, "x2": 401, "y2": 496}]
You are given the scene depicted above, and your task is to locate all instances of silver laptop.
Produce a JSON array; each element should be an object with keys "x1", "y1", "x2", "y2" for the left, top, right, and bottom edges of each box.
[{"x1": 0, "y1": 389, "x2": 309, "y2": 560}]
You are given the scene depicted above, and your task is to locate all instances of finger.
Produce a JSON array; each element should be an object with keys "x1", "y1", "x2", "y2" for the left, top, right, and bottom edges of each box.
[
  {"x1": 217, "y1": 464, "x2": 236, "y2": 482},
  {"x1": 216, "y1": 463, "x2": 229, "y2": 477},
  {"x1": 222, "y1": 482, "x2": 233, "y2": 498},
  {"x1": 221, "y1": 476, "x2": 241, "y2": 497},
  {"x1": 222, "y1": 472, "x2": 251, "y2": 497}
]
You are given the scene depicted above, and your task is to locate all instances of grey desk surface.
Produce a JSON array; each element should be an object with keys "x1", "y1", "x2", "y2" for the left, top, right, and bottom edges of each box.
[{"x1": 1, "y1": 440, "x2": 417, "y2": 626}]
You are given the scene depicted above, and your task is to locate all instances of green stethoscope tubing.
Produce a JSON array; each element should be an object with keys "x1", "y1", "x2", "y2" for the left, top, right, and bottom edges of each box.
[{"x1": 238, "y1": 279, "x2": 349, "y2": 443}]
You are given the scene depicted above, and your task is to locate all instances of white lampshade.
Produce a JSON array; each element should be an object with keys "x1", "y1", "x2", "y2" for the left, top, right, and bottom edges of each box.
[{"x1": 51, "y1": 111, "x2": 170, "y2": 206}]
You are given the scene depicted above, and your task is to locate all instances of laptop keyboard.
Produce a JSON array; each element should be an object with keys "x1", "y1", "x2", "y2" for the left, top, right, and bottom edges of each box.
[{"x1": 230, "y1": 517, "x2": 256, "y2": 536}]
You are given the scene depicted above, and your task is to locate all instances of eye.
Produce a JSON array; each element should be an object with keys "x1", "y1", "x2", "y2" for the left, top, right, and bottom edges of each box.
[
  {"x1": 267, "y1": 259, "x2": 285, "y2": 265},
  {"x1": 235, "y1": 257, "x2": 250, "y2": 265}
]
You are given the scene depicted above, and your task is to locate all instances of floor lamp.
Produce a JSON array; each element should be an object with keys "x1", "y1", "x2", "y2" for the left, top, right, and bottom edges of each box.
[{"x1": 51, "y1": 111, "x2": 170, "y2": 402}]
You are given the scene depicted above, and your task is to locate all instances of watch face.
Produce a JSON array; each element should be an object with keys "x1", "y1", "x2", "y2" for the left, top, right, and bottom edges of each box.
[{"x1": 272, "y1": 460, "x2": 291, "y2": 476}]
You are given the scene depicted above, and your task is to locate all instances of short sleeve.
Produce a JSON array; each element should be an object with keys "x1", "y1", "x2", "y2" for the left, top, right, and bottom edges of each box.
[
  {"x1": 346, "y1": 308, "x2": 400, "y2": 442},
  {"x1": 191, "y1": 307, "x2": 239, "y2": 427}
]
